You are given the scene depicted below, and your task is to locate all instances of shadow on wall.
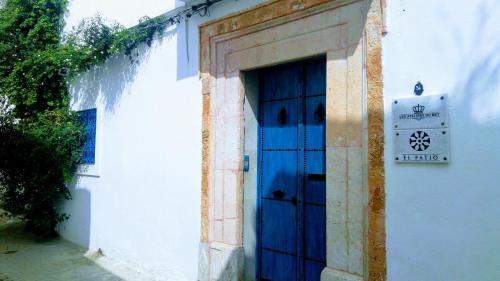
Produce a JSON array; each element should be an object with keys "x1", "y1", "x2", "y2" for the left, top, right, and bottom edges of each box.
[
  {"x1": 69, "y1": 0, "x2": 257, "y2": 111},
  {"x1": 385, "y1": 0, "x2": 500, "y2": 280},
  {"x1": 452, "y1": 1, "x2": 500, "y2": 123},
  {"x1": 70, "y1": 51, "x2": 140, "y2": 113},
  {"x1": 176, "y1": 15, "x2": 199, "y2": 80},
  {"x1": 70, "y1": 26, "x2": 178, "y2": 113},
  {"x1": 62, "y1": 13, "x2": 202, "y2": 278},
  {"x1": 58, "y1": 178, "x2": 91, "y2": 249}
]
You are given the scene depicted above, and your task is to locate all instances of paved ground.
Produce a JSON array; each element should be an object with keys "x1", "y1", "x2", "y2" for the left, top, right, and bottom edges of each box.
[{"x1": 0, "y1": 218, "x2": 155, "y2": 281}]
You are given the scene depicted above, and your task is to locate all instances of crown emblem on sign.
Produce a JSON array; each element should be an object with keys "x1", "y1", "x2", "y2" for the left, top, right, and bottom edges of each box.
[{"x1": 412, "y1": 104, "x2": 425, "y2": 114}]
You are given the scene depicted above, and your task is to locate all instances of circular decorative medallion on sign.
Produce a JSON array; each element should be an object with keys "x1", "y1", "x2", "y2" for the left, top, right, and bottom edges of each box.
[{"x1": 409, "y1": 131, "x2": 430, "y2": 151}]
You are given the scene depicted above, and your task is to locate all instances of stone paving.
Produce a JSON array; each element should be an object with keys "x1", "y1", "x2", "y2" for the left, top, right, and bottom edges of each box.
[{"x1": 0, "y1": 219, "x2": 153, "y2": 281}]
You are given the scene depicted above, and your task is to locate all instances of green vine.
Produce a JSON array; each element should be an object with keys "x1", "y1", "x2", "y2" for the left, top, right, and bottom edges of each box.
[
  {"x1": 0, "y1": 0, "x2": 169, "y2": 236},
  {"x1": 63, "y1": 13, "x2": 169, "y2": 70}
]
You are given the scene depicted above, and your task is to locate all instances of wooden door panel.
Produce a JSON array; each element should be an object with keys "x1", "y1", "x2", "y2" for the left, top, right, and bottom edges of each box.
[
  {"x1": 305, "y1": 61, "x2": 326, "y2": 97},
  {"x1": 261, "y1": 151, "x2": 297, "y2": 201},
  {"x1": 305, "y1": 96, "x2": 326, "y2": 150},
  {"x1": 261, "y1": 199, "x2": 297, "y2": 254},
  {"x1": 305, "y1": 151, "x2": 326, "y2": 205},
  {"x1": 261, "y1": 99, "x2": 298, "y2": 150},
  {"x1": 305, "y1": 204, "x2": 326, "y2": 262},
  {"x1": 262, "y1": 65, "x2": 302, "y2": 101},
  {"x1": 258, "y1": 59, "x2": 326, "y2": 281},
  {"x1": 261, "y1": 249, "x2": 298, "y2": 281}
]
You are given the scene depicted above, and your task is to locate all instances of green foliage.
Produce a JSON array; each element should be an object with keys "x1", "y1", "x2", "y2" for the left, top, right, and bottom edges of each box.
[
  {"x1": 0, "y1": 110, "x2": 83, "y2": 236},
  {"x1": 63, "y1": 13, "x2": 168, "y2": 66},
  {"x1": 0, "y1": 0, "x2": 167, "y2": 236},
  {"x1": 0, "y1": 0, "x2": 68, "y2": 116},
  {"x1": 114, "y1": 15, "x2": 168, "y2": 59},
  {"x1": 0, "y1": 0, "x2": 81, "y2": 237}
]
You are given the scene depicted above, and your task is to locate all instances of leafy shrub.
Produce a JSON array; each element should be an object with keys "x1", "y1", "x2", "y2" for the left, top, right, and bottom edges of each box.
[
  {"x1": 0, "y1": 0, "x2": 84, "y2": 237},
  {"x1": 0, "y1": 0, "x2": 167, "y2": 236},
  {"x1": 0, "y1": 110, "x2": 83, "y2": 237}
]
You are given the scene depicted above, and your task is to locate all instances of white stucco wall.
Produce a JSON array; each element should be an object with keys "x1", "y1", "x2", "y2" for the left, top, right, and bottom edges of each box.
[
  {"x1": 59, "y1": 1, "x2": 267, "y2": 280},
  {"x1": 58, "y1": 0, "x2": 500, "y2": 280},
  {"x1": 383, "y1": 1, "x2": 500, "y2": 281}
]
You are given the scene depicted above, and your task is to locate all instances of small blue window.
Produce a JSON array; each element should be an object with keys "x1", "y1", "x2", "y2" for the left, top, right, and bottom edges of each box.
[{"x1": 78, "y1": 108, "x2": 97, "y2": 165}]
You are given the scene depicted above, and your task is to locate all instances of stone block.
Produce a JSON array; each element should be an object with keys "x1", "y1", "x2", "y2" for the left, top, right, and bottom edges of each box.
[
  {"x1": 321, "y1": 267, "x2": 363, "y2": 281},
  {"x1": 214, "y1": 220, "x2": 223, "y2": 243},
  {"x1": 210, "y1": 243, "x2": 244, "y2": 281},
  {"x1": 326, "y1": 49, "x2": 348, "y2": 147}
]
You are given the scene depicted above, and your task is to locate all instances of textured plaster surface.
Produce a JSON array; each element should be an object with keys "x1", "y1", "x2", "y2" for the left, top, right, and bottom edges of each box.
[
  {"x1": 383, "y1": 0, "x2": 500, "y2": 280},
  {"x1": 62, "y1": 0, "x2": 271, "y2": 280}
]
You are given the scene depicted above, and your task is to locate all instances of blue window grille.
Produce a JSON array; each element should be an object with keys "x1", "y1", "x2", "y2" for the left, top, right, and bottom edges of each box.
[{"x1": 78, "y1": 108, "x2": 97, "y2": 165}]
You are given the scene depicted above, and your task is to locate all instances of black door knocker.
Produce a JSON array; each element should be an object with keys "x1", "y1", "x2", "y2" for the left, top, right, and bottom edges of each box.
[
  {"x1": 277, "y1": 107, "x2": 288, "y2": 126},
  {"x1": 314, "y1": 102, "x2": 325, "y2": 122}
]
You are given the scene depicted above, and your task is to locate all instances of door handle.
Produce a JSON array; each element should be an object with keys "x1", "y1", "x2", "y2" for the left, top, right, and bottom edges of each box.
[{"x1": 307, "y1": 173, "x2": 326, "y2": 181}]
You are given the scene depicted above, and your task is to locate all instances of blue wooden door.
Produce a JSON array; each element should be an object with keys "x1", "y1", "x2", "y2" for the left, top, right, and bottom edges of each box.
[{"x1": 258, "y1": 59, "x2": 326, "y2": 281}]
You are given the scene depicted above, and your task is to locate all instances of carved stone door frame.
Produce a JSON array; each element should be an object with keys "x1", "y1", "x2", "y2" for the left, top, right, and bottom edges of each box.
[{"x1": 198, "y1": 1, "x2": 386, "y2": 280}]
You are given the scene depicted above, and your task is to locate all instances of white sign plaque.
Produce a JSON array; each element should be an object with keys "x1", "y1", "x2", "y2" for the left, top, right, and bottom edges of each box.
[
  {"x1": 392, "y1": 94, "x2": 450, "y2": 163},
  {"x1": 394, "y1": 129, "x2": 450, "y2": 163},
  {"x1": 392, "y1": 94, "x2": 448, "y2": 129}
]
